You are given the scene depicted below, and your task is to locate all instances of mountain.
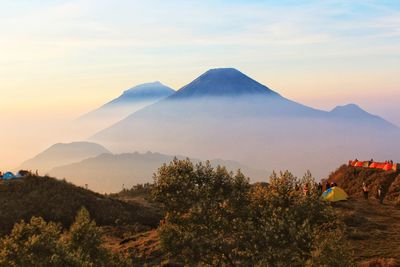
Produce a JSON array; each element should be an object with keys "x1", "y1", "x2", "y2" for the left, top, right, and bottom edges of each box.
[
  {"x1": 20, "y1": 142, "x2": 110, "y2": 174},
  {"x1": 0, "y1": 174, "x2": 160, "y2": 236},
  {"x1": 329, "y1": 103, "x2": 396, "y2": 127},
  {"x1": 77, "y1": 82, "x2": 175, "y2": 132},
  {"x1": 164, "y1": 68, "x2": 323, "y2": 118},
  {"x1": 49, "y1": 151, "x2": 267, "y2": 193},
  {"x1": 330, "y1": 104, "x2": 373, "y2": 118},
  {"x1": 170, "y1": 68, "x2": 280, "y2": 98},
  {"x1": 99, "y1": 81, "x2": 175, "y2": 106},
  {"x1": 91, "y1": 68, "x2": 399, "y2": 178}
]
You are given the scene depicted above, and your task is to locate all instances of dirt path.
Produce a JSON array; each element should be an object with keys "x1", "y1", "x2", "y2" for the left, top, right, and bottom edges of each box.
[{"x1": 336, "y1": 197, "x2": 400, "y2": 262}]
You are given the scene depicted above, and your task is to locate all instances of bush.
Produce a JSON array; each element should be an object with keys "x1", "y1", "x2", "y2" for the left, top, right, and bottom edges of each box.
[
  {"x1": 360, "y1": 258, "x2": 400, "y2": 267},
  {"x1": 306, "y1": 228, "x2": 354, "y2": 267},
  {"x1": 0, "y1": 217, "x2": 70, "y2": 267},
  {"x1": 153, "y1": 158, "x2": 355, "y2": 266},
  {"x1": 0, "y1": 208, "x2": 132, "y2": 267}
]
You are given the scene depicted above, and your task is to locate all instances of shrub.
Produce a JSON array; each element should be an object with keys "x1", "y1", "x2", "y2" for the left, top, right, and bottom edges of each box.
[
  {"x1": 153, "y1": 158, "x2": 355, "y2": 266},
  {"x1": 0, "y1": 208, "x2": 132, "y2": 267},
  {"x1": 0, "y1": 217, "x2": 70, "y2": 267},
  {"x1": 360, "y1": 258, "x2": 400, "y2": 267}
]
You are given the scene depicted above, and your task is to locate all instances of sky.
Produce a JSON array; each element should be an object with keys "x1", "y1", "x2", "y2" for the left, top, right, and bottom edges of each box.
[{"x1": 0, "y1": 0, "x2": 399, "y2": 169}]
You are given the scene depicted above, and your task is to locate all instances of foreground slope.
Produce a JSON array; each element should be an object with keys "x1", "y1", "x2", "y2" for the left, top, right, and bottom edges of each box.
[
  {"x1": 327, "y1": 164, "x2": 400, "y2": 263},
  {"x1": 103, "y1": 164, "x2": 400, "y2": 266},
  {"x1": 336, "y1": 198, "x2": 400, "y2": 264},
  {"x1": 109, "y1": 199, "x2": 400, "y2": 266},
  {"x1": 0, "y1": 175, "x2": 160, "y2": 236},
  {"x1": 92, "y1": 68, "x2": 399, "y2": 177}
]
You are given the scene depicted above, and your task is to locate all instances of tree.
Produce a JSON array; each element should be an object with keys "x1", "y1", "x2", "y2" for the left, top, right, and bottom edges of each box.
[
  {"x1": 306, "y1": 228, "x2": 354, "y2": 267},
  {"x1": 153, "y1": 158, "x2": 251, "y2": 266},
  {"x1": 0, "y1": 208, "x2": 132, "y2": 267},
  {"x1": 248, "y1": 171, "x2": 347, "y2": 266},
  {"x1": 65, "y1": 207, "x2": 132, "y2": 267},
  {"x1": 0, "y1": 217, "x2": 71, "y2": 267},
  {"x1": 153, "y1": 159, "x2": 354, "y2": 266}
]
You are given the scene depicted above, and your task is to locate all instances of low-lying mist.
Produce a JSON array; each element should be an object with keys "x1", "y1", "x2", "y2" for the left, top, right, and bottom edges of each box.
[{"x1": 92, "y1": 96, "x2": 400, "y2": 179}]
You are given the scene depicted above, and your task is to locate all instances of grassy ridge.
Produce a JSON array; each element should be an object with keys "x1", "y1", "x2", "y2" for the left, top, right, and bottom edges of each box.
[
  {"x1": 0, "y1": 175, "x2": 161, "y2": 236},
  {"x1": 328, "y1": 165, "x2": 400, "y2": 200}
]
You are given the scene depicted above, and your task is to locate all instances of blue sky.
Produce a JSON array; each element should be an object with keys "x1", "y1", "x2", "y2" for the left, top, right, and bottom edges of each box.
[{"x1": 0, "y1": 0, "x2": 399, "y2": 167}]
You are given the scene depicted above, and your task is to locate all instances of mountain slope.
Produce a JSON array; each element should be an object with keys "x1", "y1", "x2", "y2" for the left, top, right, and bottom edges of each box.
[
  {"x1": 105, "y1": 81, "x2": 175, "y2": 105},
  {"x1": 20, "y1": 142, "x2": 110, "y2": 174},
  {"x1": 170, "y1": 68, "x2": 280, "y2": 98},
  {"x1": 49, "y1": 151, "x2": 267, "y2": 193},
  {"x1": 325, "y1": 164, "x2": 400, "y2": 263},
  {"x1": 91, "y1": 68, "x2": 399, "y2": 178},
  {"x1": 77, "y1": 82, "x2": 175, "y2": 132},
  {"x1": 329, "y1": 104, "x2": 397, "y2": 128},
  {"x1": 327, "y1": 164, "x2": 400, "y2": 200}
]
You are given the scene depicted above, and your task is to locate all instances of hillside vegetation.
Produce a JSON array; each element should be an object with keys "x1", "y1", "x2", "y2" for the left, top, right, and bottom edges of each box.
[
  {"x1": 0, "y1": 175, "x2": 160, "y2": 236},
  {"x1": 108, "y1": 159, "x2": 354, "y2": 266},
  {"x1": 0, "y1": 208, "x2": 132, "y2": 267},
  {"x1": 106, "y1": 163, "x2": 400, "y2": 266},
  {"x1": 328, "y1": 165, "x2": 400, "y2": 200}
]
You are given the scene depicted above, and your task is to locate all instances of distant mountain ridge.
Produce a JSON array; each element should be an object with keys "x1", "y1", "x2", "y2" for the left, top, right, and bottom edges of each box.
[
  {"x1": 20, "y1": 142, "x2": 110, "y2": 174},
  {"x1": 49, "y1": 151, "x2": 267, "y2": 193},
  {"x1": 102, "y1": 81, "x2": 175, "y2": 106},
  {"x1": 91, "y1": 68, "x2": 399, "y2": 178},
  {"x1": 329, "y1": 103, "x2": 395, "y2": 126},
  {"x1": 323, "y1": 103, "x2": 398, "y2": 134}
]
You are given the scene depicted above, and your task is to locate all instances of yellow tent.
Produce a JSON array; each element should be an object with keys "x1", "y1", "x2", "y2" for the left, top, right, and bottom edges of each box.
[{"x1": 321, "y1": 187, "x2": 349, "y2": 202}]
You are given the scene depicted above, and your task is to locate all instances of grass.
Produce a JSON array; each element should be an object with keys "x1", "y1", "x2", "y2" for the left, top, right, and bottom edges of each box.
[
  {"x1": 335, "y1": 197, "x2": 400, "y2": 265},
  {"x1": 0, "y1": 175, "x2": 161, "y2": 236}
]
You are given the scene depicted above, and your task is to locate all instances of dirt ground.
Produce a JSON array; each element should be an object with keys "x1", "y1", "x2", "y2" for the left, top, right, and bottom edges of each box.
[{"x1": 335, "y1": 197, "x2": 400, "y2": 265}]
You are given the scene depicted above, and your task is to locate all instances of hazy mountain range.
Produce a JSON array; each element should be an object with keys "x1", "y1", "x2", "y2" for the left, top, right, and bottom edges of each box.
[
  {"x1": 91, "y1": 68, "x2": 399, "y2": 178},
  {"x1": 49, "y1": 151, "x2": 266, "y2": 193},
  {"x1": 20, "y1": 142, "x2": 110, "y2": 174},
  {"x1": 20, "y1": 68, "x2": 400, "y2": 191},
  {"x1": 20, "y1": 141, "x2": 266, "y2": 193}
]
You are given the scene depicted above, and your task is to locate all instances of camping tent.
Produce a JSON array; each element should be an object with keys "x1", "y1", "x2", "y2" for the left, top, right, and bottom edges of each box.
[
  {"x1": 383, "y1": 163, "x2": 393, "y2": 171},
  {"x1": 369, "y1": 162, "x2": 378, "y2": 168},
  {"x1": 322, "y1": 187, "x2": 349, "y2": 202},
  {"x1": 362, "y1": 161, "x2": 370, "y2": 167},
  {"x1": 354, "y1": 161, "x2": 364, "y2": 167},
  {"x1": 377, "y1": 163, "x2": 386, "y2": 169},
  {"x1": 2, "y1": 172, "x2": 16, "y2": 180},
  {"x1": 394, "y1": 164, "x2": 399, "y2": 172},
  {"x1": 369, "y1": 162, "x2": 386, "y2": 169}
]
